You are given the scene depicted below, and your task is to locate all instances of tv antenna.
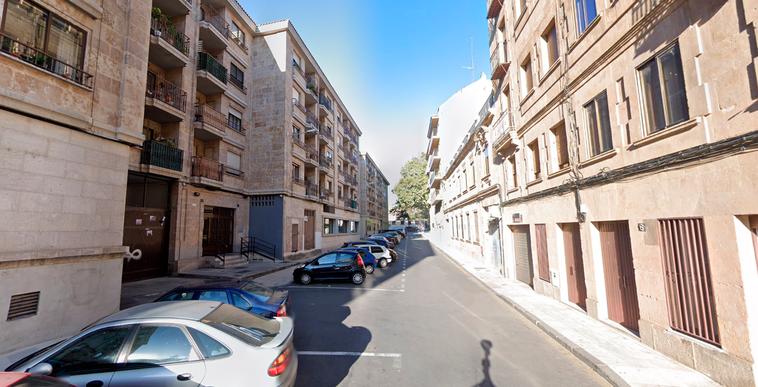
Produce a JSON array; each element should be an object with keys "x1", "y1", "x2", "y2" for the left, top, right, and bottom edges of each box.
[{"x1": 462, "y1": 36, "x2": 475, "y2": 82}]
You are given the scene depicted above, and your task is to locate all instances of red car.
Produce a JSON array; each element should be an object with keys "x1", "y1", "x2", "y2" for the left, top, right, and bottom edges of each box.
[{"x1": 0, "y1": 372, "x2": 73, "y2": 387}]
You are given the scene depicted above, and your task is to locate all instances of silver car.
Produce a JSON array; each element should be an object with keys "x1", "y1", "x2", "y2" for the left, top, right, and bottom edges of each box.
[{"x1": 6, "y1": 301, "x2": 297, "y2": 387}]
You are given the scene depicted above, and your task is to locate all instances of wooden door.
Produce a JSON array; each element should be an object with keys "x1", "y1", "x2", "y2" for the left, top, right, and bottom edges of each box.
[
  {"x1": 291, "y1": 223, "x2": 299, "y2": 252},
  {"x1": 304, "y1": 210, "x2": 315, "y2": 250},
  {"x1": 202, "y1": 207, "x2": 234, "y2": 256},
  {"x1": 599, "y1": 221, "x2": 640, "y2": 332},
  {"x1": 535, "y1": 224, "x2": 550, "y2": 282},
  {"x1": 512, "y1": 226, "x2": 533, "y2": 287},
  {"x1": 562, "y1": 223, "x2": 587, "y2": 309},
  {"x1": 122, "y1": 207, "x2": 169, "y2": 282}
]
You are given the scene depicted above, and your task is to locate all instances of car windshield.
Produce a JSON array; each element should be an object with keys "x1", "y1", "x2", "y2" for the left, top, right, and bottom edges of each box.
[
  {"x1": 240, "y1": 282, "x2": 274, "y2": 299},
  {"x1": 201, "y1": 304, "x2": 279, "y2": 346}
]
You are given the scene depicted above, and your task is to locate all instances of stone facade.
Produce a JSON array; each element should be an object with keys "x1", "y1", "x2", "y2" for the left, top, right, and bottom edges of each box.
[
  {"x1": 426, "y1": 0, "x2": 758, "y2": 385},
  {"x1": 360, "y1": 152, "x2": 390, "y2": 237}
]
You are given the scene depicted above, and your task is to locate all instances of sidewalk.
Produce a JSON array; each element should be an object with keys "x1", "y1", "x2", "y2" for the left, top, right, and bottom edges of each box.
[{"x1": 423, "y1": 234, "x2": 722, "y2": 387}]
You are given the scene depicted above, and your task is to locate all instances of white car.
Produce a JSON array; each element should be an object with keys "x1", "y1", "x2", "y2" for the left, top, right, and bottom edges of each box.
[
  {"x1": 6, "y1": 301, "x2": 297, "y2": 387},
  {"x1": 341, "y1": 242, "x2": 392, "y2": 268}
]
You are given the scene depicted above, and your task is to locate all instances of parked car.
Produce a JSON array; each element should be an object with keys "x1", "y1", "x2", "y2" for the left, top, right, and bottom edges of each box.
[
  {"x1": 405, "y1": 226, "x2": 419, "y2": 233},
  {"x1": 373, "y1": 233, "x2": 398, "y2": 245},
  {"x1": 5, "y1": 301, "x2": 297, "y2": 387},
  {"x1": 361, "y1": 238, "x2": 390, "y2": 249},
  {"x1": 382, "y1": 229, "x2": 406, "y2": 238},
  {"x1": 341, "y1": 242, "x2": 393, "y2": 268},
  {"x1": 155, "y1": 279, "x2": 291, "y2": 319},
  {"x1": 0, "y1": 372, "x2": 74, "y2": 387},
  {"x1": 368, "y1": 236, "x2": 395, "y2": 249},
  {"x1": 293, "y1": 250, "x2": 366, "y2": 285},
  {"x1": 340, "y1": 247, "x2": 377, "y2": 274},
  {"x1": 379, "y1": 232, "x2": 400, "y2": 244}
]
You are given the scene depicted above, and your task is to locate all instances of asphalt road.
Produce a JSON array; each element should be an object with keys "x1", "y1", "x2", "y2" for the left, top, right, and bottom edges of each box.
[{"x1": 266, "y1": 234, "x2": 611, "y2": 387}]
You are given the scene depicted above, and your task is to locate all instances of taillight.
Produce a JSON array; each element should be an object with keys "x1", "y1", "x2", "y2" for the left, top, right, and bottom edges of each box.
[
  {"x1": 268, "y1": 347, "x2": 291, "y2": 376},
  {"x1": 276, "y1": 303, "x2": 287, "y2": 317},
  {"x1": 356, "y1": 256, "x2": 364, "y2": 266}
]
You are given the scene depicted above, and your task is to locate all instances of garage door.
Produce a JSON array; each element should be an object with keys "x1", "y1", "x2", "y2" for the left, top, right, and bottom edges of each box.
[{"x1": 512, "y1": 225, "x2": 533, "y2": 287}]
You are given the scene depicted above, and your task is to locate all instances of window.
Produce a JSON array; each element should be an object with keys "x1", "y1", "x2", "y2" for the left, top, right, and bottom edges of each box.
[
  {"x1": 550, "y1": 121, "x2": 570, "y2": 170},
  {"x1": 638, "y1": 42, "x2": 688, "y2": 134},
  {"x1": 527, "y1": 139, "x2": 541, "y2": 180},
  {"x1": 187, "y1": 327, "x2": 230, "y2": 359},
  {"x1": 584, "y1": 91, "x2": 613, "y2": 156},
  {"x1": 576, "y1": 0, "x2": 597, "y2": 35},
  {"x1": 339, "y1": 220, "x2": 347, "y2": 233},
  {"x1": 323, "y1": 218, "x2": 334, "y2": 235},
  {"x1": 336, "y1": 252, "x2": 354, "y2": 263},
  {"x1": 198, "y1": 291, "x2": 229, "y2": 303},
  {"x1": 127, "y1": 325, "x2": 194, "y2": 365},
  {"x1": 474, "y1": 212, "x2": 479, "y2": 242},
  {"x1": 161, "y1": 291, "x2": 194, "y2": 301},
  {"x1": 2, "y1": 0, "x2": 86, "y2": 71},
  {"x1": 227, "y1": 152, "x2": 241, "y2": 170},
  {"x1": 230, "y1": 63, "x2": 244, "y2": 90},
  {"x1": 45, "y1": 326, "x2": 130, "y2": 376},
  {"x1": 516, "y1": 0, "x2": 527, "y2": 17},
  {"x1": 293, "y1": 164, "x2": 300, "y2": 179},
  {"x1": 231, "y1": 293, "x2": 252, "y2": 310},
  {"x1": 228, "y1": 109, "x2": 242, "y2": 132},
  {"x1": 484, "y1": 146, "x2": 490, "y2": 176},
  {"x1": 466, "y1": 213, "x2": 471, "y2": 240},
  {"x1": 231, "y1": 22, "x2": 245, "y2": 47},
  {"x1": 507, "y1": 155, "x2": 518, "y2": 188},
  {"x1": 292, "y1": 125, "x2": 301, "y2": 138},
  {"x1": 520, "y1": 56, "x2": 533, "y2": 96},
  {"x1": 462, "y1": 169, "x2": 468, "y2": 190},
  {"x1": 470, "y1": 160, "x2": 476, "y2": 188},
  {"x1": 540, "y1": 23, "x2": 559, "y2": 75}
]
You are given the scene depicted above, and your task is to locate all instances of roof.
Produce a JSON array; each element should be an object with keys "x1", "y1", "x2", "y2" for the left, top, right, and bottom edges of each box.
[{"x1": 95, "y1": 301, "x2": 222, "y2": 325}]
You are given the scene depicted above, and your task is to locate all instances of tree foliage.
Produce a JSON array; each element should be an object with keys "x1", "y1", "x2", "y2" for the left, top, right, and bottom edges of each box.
[{"x1": 391, "y1": 153, "x2": 429, "y2": 220}]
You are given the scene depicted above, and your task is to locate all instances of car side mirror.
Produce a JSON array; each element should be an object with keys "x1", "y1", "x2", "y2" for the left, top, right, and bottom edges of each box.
[{"x1": 28, "y1": 362, "x2": 53, "y2": 375}]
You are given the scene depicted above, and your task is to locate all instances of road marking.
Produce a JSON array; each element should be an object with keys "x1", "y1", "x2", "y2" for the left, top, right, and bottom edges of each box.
[
  {"x1": 299, "y1": 351, "x2": 403, "y2": 369},
  {"x1": 284, "y1": 286, "x2": 405, "y2": 292}
]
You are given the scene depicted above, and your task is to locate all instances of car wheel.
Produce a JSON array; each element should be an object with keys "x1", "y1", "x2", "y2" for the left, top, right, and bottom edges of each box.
[
  {"x1": 378, "y1": 258, "x2": 388, "y2": 268},
  {"x1": 352, "y1": 272, "x2": 365, "y2": 285},
  {"x1": 300, "y1": 273, "x2": 312, "y2": 285},
  {"x1": 365, "y1": 265, "x2": 375, "y2": 274}
]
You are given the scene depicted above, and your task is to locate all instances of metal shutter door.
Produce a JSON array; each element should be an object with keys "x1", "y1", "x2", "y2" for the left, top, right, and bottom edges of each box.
[{"x1": 513, "y1": 226, "x2": 533, "y2": 287}]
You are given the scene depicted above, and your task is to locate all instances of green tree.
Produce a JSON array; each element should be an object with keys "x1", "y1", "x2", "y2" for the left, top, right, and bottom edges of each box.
[{"x1": 391, "y1": 153, "x2": 429, "y2": 220}]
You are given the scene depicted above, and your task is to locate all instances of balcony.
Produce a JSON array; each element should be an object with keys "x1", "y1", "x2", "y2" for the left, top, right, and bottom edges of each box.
[
  {"x1": 491, "y1": 111, "x2": 517, "y2": 151},
  {"x1": 152, "y1": 0, "x2": 191, "y2": 18},
  {"x1": 490, "y1": 42, "x2": 510, "y2": 80},
  {"x1": 145, "y1": 72, "x2": 187, "y2": 122},
  {"x1": 487, "y1": 0, "x2": 503, "y2": 19},
  {"x1": 305, "y1": 182, "x2": 318, "y2": 197},
  {"x1": 428, "y1": 171, "x2": 442, "y2": 190},
  {"x1": 196, "y1": 53, "x2": 227, "y2": 95},
  {"x1": 293, "y1": 98, "x2": 307, "y2": 124},
  {"x1": 292, "y1": 61, "x2": 306, "y2": 88},
  {"x1": 1, "y1": 34, "x2": 93, "y2": 88},
  {"x1": 346, "y1": 175, "x2": 358, "y2": 187},
  {"x1": 319, "y1": 155, "x2": 333, "y2": 175},
  {"x1": 343, "y1": 127, "x2": 358, "y2": 144},
  {"x1": 199, "y1": 2, "x2": 229, "y2": 52},
  {"x1": 194, "y1": 103, "x2": 226, "y2": 140},
  {"x1": 149, "y1": 17, "x2": 189, "y2": 70},
  {"x1": 346, "y1": 152, "x2": 357, "y2": 164},
  {"x1": 304, "y1": 145, "x2": 319, "y2": 167},
  {"x1": 320, "y1": 187, "x2": 333, "y2": 201},
  {"x1": 305, "y1": 81, "x2": 319, "y2": 104},
  {"x1": 191, "y1": 156, "x2": 224, "y2": 183},
  {"x1": 141, "y1": 140, "x2": 183, "y2": 172},
  {"x1": 318, "y1": 95, "x2": 332, "y2": 117},
  {"x1": 305, "y1": 111, "x2": 319, "y2": 131},
  {"x1": 426, "y1": 152, "x2": 441, "y2": 174},
  {"x1": 319, "y1": 125, "x2": 333, "y2": 144}
]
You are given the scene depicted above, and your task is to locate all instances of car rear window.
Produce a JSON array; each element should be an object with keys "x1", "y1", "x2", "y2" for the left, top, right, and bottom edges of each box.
[
  {"x1": 201, "y1": 304, "x2": 279, "y2": 346},
  {"x1": 240, "y1": 282, "x2": 274, "y2": 299},
  {"x1": 160, "y1": 291, "x2": 195, "y2": 301}
]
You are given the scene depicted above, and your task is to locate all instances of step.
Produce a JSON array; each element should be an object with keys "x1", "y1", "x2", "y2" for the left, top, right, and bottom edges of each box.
[{"x1": 206, "y1": 254, "x2": 248, "y2": 269}]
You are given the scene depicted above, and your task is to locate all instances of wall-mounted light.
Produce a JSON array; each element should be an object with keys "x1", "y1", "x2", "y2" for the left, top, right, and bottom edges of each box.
[{"x1": 193, "y1": 192, "x2": 200, "y2": 197}]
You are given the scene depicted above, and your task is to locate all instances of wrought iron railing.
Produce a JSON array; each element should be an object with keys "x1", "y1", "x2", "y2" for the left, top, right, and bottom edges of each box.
[
  {"x1": 141, "y1": 140, "x2": 183, "y2": 171},
  {"x1": 197, "y1": 52, "x2": 227, "y2": 84},
  {"x1": 194, "y1": 103, "x2": 226, "y2": 132},
  {"x1": 200, "y1": 2, "x2": 230, "y2": 38},
  {"x1": 292, "y1": 60, "x2": 304, "y2": 75},
  {"x1": 226, "y1": 116, "x2": 245, "y2": 134},
  {"x1": 151, "y1": 17, "x2": 190, "y2": 56},
  {"x1": 305, "y1": 182, "x2": 318, "y2": 196},
  {"x1": 292, "y1": 176, "x2": 306, "y2": 185},
  {"x1": 146, "y1": 72, "x2": 187, "y2": 112},
  {"x1": 320, "y1": 187, "x2": 333, "y2": 199},
  {"x1": 319, "y1": 155, "x2": 332, "y2": 169},
  {"x1": 225, "y1": 165, "x2": 244, "y2": 177},
  {"x1": 229, "y1": 75, "x2": 246, "y2": 92},
  {"x1": 319, "y1": 94, "x2": 332, "y2": 111},
  {"x1": 306, "y1": 111, "x2": 319, "y2": 129},
  {"x1": 192, "y1": 156, "x2": 224, "y2": 181},
  {"x1": 241, "y1": 236, "x2": 276, "y2": 261},
  {"x1": 293, "y1": 98, "x2": 306, "y2": 113},
  {"x1": 304, "y1": 145, "x2": 319, "y2": 163},
  {"x1": 319, "y1": 125, "x2": 332, "y2": 139},
  {"x1": 306, "y1": 80, "x2": 318, "y2": 96},
  {"x1": 0, "y1": 33, "x2": 93, "y2": 88}
]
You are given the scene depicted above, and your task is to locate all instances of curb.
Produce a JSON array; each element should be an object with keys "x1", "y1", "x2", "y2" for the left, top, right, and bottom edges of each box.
[{"x1": 433, "y1": 242, "x2": 632, "y2": 387}]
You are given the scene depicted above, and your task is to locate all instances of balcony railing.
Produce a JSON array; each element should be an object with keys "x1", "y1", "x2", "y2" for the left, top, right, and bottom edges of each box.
[
  {"x1": 141, "y1": 140, "x2": 183, "y2": 171},
  {"x1": 491, "y1": 110, "x2": 516, "y2": 148},
  {"x1": 346, "y1": 152, "x2": 357, "y2": 163},
  {"x1": 146, "y1": 72, "x2": 187, "y2": 112},
  {"x1": 151, "y1": 17, "x2": 190, "y2": 55},
  {"x1": 226, "y1": 117, "x2": 245, "y2": 134},
  {"x1": 292, "y1": 176, "x2": 305, "y2": 185},
  {"x1": 319, "y1": 95, "x2": 332, "y2": 111},
  {"x1": 228, "y1": 75, "x2": 246, "y2": 93},
  {"x1": 343, "y1": 128, "x2": 358, "y2": 144},
  {"x1": 0, "y1": 34, "x2": 93, "y2": 88},
  {"x1": 195, "y1": 103, "x2": 226, "y2": 132},
  {"x1": 305, "y1": 182, "x2": 318, "y2": 196},
  {"x1": 306, "y1": 111, "x2": 319, "y2": 128},
  {"x1": 304, "y1": 145, "x2": 319, "y2": 163},
  {"x1": 319, "y1": 125, "x2": 332, "y2": 139},
  {"x1": 320, "y1": 187, "x2": 333, "y2": 199},
  {"x1": 225, "y1": 165, "x2": 244, "y2": 177},
  {"x1": 200, "y1": 2, "x2": 230, "y2": 38},
  {"x1": 197, "y1": 52, "x2": 227, "y2": 84},
  {"x1": 319, "y1": 155, "x2": 333, "y2": 169},
  {"x1": 192, "y1": 156, "x2": 224, "y2": 181},
  {"x1": 292, "y1": 60, "x2": 304, "y2": 75},
  {"x1": 292, "y1": 136, "x2": 304, "y2": 148},
  {"x1": 293, "y1": 98, "x2": 306, "y2": 113},
  {"x1": 306, "y1": 81, "x2": 319, "y2": 96},
  {"x1": 490, "y1": 42, "x2": 510, "y2": 79}
]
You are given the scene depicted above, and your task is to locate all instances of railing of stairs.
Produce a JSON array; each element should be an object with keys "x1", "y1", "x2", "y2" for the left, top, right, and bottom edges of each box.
[{"x1": 241, "y1": 237, "x2": 276, "y2": 261}]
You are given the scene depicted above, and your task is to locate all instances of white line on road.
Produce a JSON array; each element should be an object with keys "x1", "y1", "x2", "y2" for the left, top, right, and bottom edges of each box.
[
  {"x1": 299, "y1": 351, "x2": 403, "y2": 369},
  {"x1": 284, "y1": 286, "x2": 405, "y2": 292}
]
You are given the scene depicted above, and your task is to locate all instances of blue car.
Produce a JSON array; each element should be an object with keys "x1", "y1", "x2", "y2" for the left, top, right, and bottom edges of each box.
[
  {"x1": 340, "y1": 247, "x2": 377, "y2": 274},
  {"x1": 364, "y1": 237, "x2": 393, "y2": 249},
  {"x1": 155, "y1": 279, "x2": 291, "y2": 319}
]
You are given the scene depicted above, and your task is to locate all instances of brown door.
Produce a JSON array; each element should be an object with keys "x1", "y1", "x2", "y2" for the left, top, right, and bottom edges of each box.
[
  {"x1": 599, "y1": 221, "x2": 640, "y2": 332},
  {"x1": 122, "y1": 207, "x2": 169, "y2": 282},
  {"x1": 535, "y1": 224, "x2": 550, "y2": 282},
  {"x1": 562, "y1": 223, "x2": 587, "y2": 309},
  {"x1": 291, "y1": 224, "x2": 299, "y2": 252},
  {"x1": 512, "y1": 226, "x2": 533, "y2": 287},
  {"x1": 304, "y1": 210, "x2": 315, "y2": 250},
  {"x1": 203, "y1": 207, "x2": 234, "y2": 256}
]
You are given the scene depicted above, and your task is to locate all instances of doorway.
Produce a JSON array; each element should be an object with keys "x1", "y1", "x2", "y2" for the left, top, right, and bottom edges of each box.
[
  {"x1": 304, "y1": 210, "x2": 315, "y2": 250},
  {"x1": 203, "y1": 207, "x2": 234, "y2": 256},
  {"x1": 562, "y1": 223, "x2": 587, "y2": 309},
  {"x1": 598, "y1": 221, "x2": 640, "y2": 332},
  {"x1": 512, "y1": 225, "x2": 533, "y2": 287},
  {"x1": 122, "y1": 174, "x2": 171, "y2": 282}
]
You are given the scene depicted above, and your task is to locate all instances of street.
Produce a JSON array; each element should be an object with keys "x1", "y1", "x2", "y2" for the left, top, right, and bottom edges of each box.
[{"x1": 269, "y1": 234, "x2": 610, "y2": 387}]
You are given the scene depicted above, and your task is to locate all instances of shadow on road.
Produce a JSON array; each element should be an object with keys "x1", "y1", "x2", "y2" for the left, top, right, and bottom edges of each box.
[{"x1": 474, "y1": 340, "x2": 496, "y2": 387}]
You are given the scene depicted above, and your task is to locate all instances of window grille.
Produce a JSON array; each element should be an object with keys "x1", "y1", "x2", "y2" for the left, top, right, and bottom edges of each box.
[{"x1": 8, "y1": 291, "x2": 40, "y2": 320}]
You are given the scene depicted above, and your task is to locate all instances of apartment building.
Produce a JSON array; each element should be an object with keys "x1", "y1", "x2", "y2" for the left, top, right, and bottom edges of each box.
[
  {"x1": 0, "y1": 0, "x2": 148, "y2": 353},
  {"x1": 248, "y1": 20, "x2": 362, "y2": 259},
  {"x1": 359, "y1": 153, "x2": 390, "y2": 237},
  {"x1": 431, "y1": 0, "x2": 758, "y2": 384},
  {"x1": 124, "y1": 0, "x2": 257, "y2": 280}
]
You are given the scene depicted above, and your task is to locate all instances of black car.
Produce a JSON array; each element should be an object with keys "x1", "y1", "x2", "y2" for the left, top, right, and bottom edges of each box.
[
  {"x1": 155, "y1": 279, "x2": 291, "y2": 319},
  {"x1": 380, "y1": 229, "x2": 406, "y2": 238},
  {"x1": 294, "y1": 250, "x2": 367, "y2": 285}
]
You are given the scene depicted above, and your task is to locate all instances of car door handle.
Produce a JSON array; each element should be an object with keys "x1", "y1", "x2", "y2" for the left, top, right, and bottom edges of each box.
[
  {"x1": 86, "y1": 381, "x2": 104, "y2": 387},
  {"x1": 177, "y1": 373, "x2": 192, "y2": 381}
]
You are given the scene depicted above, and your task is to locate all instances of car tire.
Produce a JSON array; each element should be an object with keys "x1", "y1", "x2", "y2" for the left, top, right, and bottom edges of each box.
[
  {"x1": 378, "y1": 258, "x2": 388, "y2": 268},
  {"x1": 300, "y1": 273, "x2": 312, "y2": 285},
  {"x1": 365, "y1": 265, "x2": 375, "y2": 274},
  {"x1": 351, "y1": 272, "x2": 365, "y2": 285}
]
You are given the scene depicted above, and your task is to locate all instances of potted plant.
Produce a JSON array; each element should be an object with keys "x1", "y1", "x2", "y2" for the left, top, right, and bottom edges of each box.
[{"x1": 10, "y1": 42, "x2": 19, "y2": 57}]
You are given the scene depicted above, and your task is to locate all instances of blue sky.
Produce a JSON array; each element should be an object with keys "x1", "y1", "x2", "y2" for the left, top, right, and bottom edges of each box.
[{"x1": 241, "y1": 0, "x2": 491, "y2": 206}]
